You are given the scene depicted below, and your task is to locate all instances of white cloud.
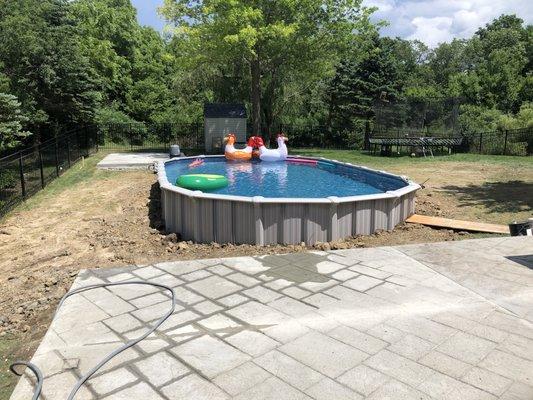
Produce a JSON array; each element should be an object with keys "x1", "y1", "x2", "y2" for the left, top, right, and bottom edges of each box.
[
  {"x1": 408, "y1": 16, "x2": 453, "y2": 47},
  {"x1": 364, "y1": 0, "x2": 533, "y2": 47}
]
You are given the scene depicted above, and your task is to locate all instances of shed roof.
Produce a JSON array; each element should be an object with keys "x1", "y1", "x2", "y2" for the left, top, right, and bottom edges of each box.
[{"x1": 204, "y1": 103, "x2": 247, "y2": 118}]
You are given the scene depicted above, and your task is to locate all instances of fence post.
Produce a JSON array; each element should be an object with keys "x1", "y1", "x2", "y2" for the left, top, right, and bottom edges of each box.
[
  {"x1": 503, "y1": 130, "x2": 508, "y2": 155},
  {"x1": 94, "y1": 125, "x2": 99, "y2": 153},
  {"x1": 364, "y1": 120, "x2": 370, "y2": 151},
  {"x1": 18, "y1": 154, "x2": 26, "y2": 200},
  {"x1": 479, "y1": 132, "x2": 483, "y2": 154},
  {"x1": 55, "y1": 137, "x2": 60, "y2": 177},
  {"x1": 38, "y1": 145, "x2": 44, "y2": 189}
]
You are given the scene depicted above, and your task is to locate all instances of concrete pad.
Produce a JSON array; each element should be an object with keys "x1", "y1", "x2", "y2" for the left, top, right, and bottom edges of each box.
[
  {"x1": 9, "y1": 237, "x2": 533, "y2": 400},
  {"x1": 97, "y1": 152, "x2": 169, "y2": 170}
]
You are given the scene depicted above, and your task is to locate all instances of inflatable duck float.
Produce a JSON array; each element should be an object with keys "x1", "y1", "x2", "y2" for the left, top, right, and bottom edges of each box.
[
  {"x1": 255, "y1": 134, "x2": 288, "y2": 162},
  {"x1": 224, "y1": 133, "x2": 255, "y2": 161}
]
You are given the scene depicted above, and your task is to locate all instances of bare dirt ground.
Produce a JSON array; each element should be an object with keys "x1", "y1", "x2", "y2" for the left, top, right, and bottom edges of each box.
[{"x1": 0, "y1": 153, "x2": 531, "y2": 397}]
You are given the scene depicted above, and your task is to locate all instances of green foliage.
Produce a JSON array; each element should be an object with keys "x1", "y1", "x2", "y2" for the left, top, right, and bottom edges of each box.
[
  {"x1": 0, "y1": 93, "x2": 31, "y2": 151},
  {"x1": 0, "y1": 0, "x2": 100, "y2": 131},
  {"x1": 160, "y1": 0, "x2": 376, "y2": 134},
  {"x1": 326, "y1": 33, "x2": 405, "y2": 129},
  {"x1": 94, "y1": 105, "x2": 147, "y2": 144},
  {"x1": 0, "y1": 167, "x2": 19, "y2": 190},
  {"x1": 459, "y1": 105, "x2": 505, "y2": 134},
  {"x1": 95, "y1": 105, "x2": 138, "y2": 125}
]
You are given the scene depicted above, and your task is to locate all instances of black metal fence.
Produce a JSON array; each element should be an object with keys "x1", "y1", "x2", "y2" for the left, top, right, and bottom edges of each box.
[
  {"x1": 0, "y1": 126, "x2": 98, "y2": 217},
  {"x1": 1, "y1": 122, "x2": 531, "y2": 218},
  {"x1": 96, "y1": 122, "x2": 204, "y2": 152},
  {"x1": 368, "y1": 126, "x2": 533, "y2": 156},
  {"x1": 95, "y1": 122, "x2": 533, "y2": 155},
  {"x1": 463, "y1": 127, "x2": 532, "y2": 156}
]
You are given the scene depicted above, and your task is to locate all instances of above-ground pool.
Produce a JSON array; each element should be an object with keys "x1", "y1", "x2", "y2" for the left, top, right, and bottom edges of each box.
[{"x1": 158, "y1": 155, "x2": 420, "y2": 245}]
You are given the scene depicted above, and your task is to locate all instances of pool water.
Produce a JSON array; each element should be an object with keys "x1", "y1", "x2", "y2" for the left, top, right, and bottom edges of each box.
[{"x1": 164, "y1": 158, "x2": 406, "y2": 198}]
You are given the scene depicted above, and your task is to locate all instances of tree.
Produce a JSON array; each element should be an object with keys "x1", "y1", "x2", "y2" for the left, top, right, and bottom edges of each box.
[
  {"x1": 127, "y1": 27, "x2": 173, "y2": 122},
  {"x1": 70, "y1": 0, "x2": 140, "y2": 107},
  {"x1": 0, "y1": 93, "x2": 31, "y2": 151},
  {"x1": 161, "y1": 0, "x2": 375, "y2": 136},
  {"x1": 0, "y1": 0, "x2": 100, "y2": 138}
]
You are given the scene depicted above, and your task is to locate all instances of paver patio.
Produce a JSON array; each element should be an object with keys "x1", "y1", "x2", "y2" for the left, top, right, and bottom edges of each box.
[{"x1": 10, "y1": 236, "x2": 533, "y2": 399}]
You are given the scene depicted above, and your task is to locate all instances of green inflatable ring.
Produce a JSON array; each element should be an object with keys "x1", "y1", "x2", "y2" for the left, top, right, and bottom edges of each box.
[{"x1": 176, "y1": 174, "x2": 229, "y2": 191}]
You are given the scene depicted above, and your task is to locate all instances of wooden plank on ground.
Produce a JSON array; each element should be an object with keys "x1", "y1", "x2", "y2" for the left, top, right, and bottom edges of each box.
[{"x1": 406, "y1": 214, "x2": 509, "y2": 234}]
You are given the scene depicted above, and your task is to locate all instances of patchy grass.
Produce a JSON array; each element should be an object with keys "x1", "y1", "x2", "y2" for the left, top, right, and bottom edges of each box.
[
  {"x1": 11, "y1": 153, "x2": 117, "y2": 214},
  {"x1": 0, "y1": 336, "x2": 24, "y2": 399},
  {"x1": 292, "y1": 148, "x2": 533, "y2": 168}
]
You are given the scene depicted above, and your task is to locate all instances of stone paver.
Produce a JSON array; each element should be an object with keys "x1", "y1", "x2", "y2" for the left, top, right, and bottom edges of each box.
[
  {"x1": 10, "y1": 237, "x2": 533, "y2": 400},
  {"x1": 133, "y1": 352, "x2": 189, "y2": 387},
  {"x1": 213, "y1": 361, "x2": 271, "y2": 396},
  {"x1": 161, "y1": 374, "x2": 229, "y2": 400},
  {"x1": 343, "y1": 275, "x2": 383, "y2": 292},
  {"x1": 103, "y1": 382, "x2": 164, "y2": 399},
  {"x1": 305, "y1": 377, "x2": 363, "y2": 400},
  {"x1": 89, "y1": 368, "x2": 137, "y2": 395},
  {"x1": 233, "y1": 376, "x2": 311, "y2": 400},
  {"x1": 337, "y1": 364, "x2": 389, "y2": 396},
  {"x1": 186, "y1": 275, "x2": 243, "y2": 299},
  {"x1": 254, "y1": 350, "x2": 324, "y2": 390},
  {"x1": 170, "y1": 335, "x2": 250, "y2": 378},
  {"x1": 280, "y1": 331, "x2": 368, "y2": 378},
  {"x1": 225, "y1": 331, "x2": 279, "y2": 357},
  {"x1": 364, "y1": 349, "x2": 434, "y2": 387}
]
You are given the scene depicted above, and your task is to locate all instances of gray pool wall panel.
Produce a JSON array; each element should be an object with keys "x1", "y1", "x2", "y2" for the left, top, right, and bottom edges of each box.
[{"x1": 158, "y1": 156, "x2": 420, "y2": 245}]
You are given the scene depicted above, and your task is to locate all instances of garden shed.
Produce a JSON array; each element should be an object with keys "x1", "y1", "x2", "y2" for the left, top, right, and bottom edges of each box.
[{"x1": 204, "y1": 103, "x2": 247, "y2": 152}]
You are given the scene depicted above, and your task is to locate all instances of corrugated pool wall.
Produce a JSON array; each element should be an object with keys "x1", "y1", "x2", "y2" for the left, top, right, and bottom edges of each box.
[{"x1": 161, "y1": 189, "x2": 416, "y2": 245}]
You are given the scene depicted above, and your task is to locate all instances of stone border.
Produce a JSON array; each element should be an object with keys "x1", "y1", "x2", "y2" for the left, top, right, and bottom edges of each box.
[{"x1": 157, "y1": 156, "x2": 420, "y2": 245}]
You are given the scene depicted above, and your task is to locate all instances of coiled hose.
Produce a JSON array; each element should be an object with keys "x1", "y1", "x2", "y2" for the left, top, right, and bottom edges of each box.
[{"x1": 10, "y1": 281, "x2": 176, "y2": 400}]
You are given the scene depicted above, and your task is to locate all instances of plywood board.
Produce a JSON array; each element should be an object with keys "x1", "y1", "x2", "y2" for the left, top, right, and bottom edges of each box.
[{"x1": 406, "y1": 214, "x2": 509, "y2": 234}]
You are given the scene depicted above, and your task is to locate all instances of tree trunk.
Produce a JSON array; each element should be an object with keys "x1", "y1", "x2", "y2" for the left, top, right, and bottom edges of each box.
[
  {"x1": 263, "y1": 105, "x2": 273, "y2": 146},
  {"x1": 250, "y1": 55, "x2": 261, "y2": 135}
]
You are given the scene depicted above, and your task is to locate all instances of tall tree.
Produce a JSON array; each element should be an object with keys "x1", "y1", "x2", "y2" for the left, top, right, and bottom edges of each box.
[
  {"x1": 326, "y1": 34, "x2": 404, "y2": 128},
  {"x1": 0, "y1": 0, "x2": 100, "y2": 138},
  {"x1": 161, "y1": 0, "x2": 375, "y2": 136},
  {"x1": 70, "y1": 0, "x2": 140, "y2": 107},
  {"x1": 0, "y1": 93, "x2": 30, "y2": 151}
]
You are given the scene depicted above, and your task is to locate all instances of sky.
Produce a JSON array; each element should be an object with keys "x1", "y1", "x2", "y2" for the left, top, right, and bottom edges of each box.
[{"x1": 131, "y1": 0, "x2": 532, "y2": 48}]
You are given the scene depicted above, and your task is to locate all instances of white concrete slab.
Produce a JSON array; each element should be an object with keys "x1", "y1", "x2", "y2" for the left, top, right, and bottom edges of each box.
[{"x1": 97, "y1": 153, "x2": 170, "y2": 170}]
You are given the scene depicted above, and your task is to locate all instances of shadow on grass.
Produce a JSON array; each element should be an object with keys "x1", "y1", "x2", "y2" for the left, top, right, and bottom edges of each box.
[{"x1": 441, "y1": 180, "x2": 533, "y2": 214}]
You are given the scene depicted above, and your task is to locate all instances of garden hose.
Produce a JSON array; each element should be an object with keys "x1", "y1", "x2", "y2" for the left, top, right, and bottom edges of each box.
[
  {"x1": 9, "y1": 362, "x2": 43, "y2": 400},
  {"x1": 10, "y1": 281, "x2": 176, "y2": 400}
]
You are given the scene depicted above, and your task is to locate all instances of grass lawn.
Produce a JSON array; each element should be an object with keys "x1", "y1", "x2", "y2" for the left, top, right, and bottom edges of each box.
[
  {"x1": 292, "y1": 148, "x2": 533, "y2": 168},
  {"x1": 0, "y1": 336, "x2": 20, "y2": 400}
]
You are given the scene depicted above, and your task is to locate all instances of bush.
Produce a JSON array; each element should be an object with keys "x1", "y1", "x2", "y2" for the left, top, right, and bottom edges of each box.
[
  {"x1": 475, "y1": 133, "x2": 528, "y2": 156},
  {"x1": 0, "y1": 167, "x2": 18, "y2": 190},
  {"x1": 95, "y1": 106, "x2": 147, "y2": 146}
]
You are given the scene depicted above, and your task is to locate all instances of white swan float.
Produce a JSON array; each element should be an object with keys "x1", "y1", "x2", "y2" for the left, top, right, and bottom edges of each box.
[{"x1": 255, "y1": 134, "x2": 288, "y2": 162}]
